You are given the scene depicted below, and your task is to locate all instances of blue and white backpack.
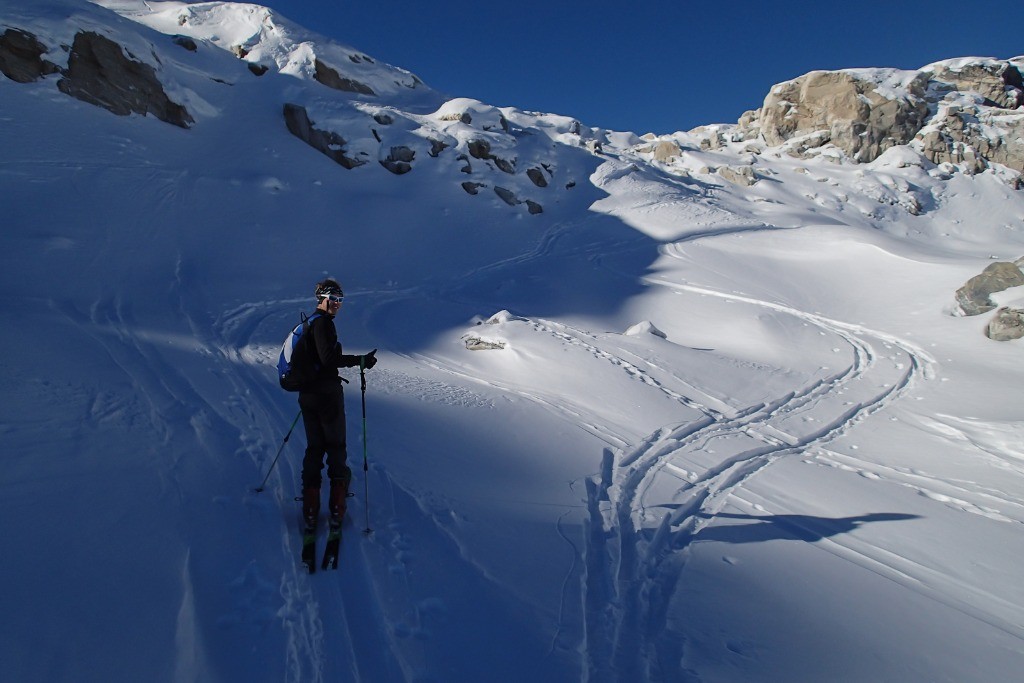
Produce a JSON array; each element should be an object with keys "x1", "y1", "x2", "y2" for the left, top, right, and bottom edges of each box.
[{"x1": 277, "y1": 312, "x2": 322, "y2": 391}]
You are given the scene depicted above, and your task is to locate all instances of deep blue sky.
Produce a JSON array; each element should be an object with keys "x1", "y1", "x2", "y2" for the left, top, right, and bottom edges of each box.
[{"x1": 264, "y1": 1, "x2": 1024, "y2": 135}]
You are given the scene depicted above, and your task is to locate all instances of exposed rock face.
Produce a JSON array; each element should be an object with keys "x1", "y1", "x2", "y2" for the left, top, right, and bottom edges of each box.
[
  {"x1": 57, "y1": 32, "x2": 193, "y2": 128},
  {"x1": 467, "y1": 139, "x2": 515, "y2": 174},
  {"x1": 718, "y1": 165, "x2": 757, "y2": 186},
  {"x1": 313, "y1": 58, "x2": 375, "y2": 95},
  {"x1": 526, "y1": 167, "x2": 548, "y2": 187},
  {"x1": 464, "y1": 336, "x2": 506, "y2": 351},
  {"x1": 283, "y1": 103, "x2": 365, "y2": 169},
  {"x1": 380, "y1": 145, "x2": 415, "y2": 174},
  {"x1": 918, "y1": 103, "x2": 1024, "y2": 174},
  {"x1": 490, "y1": 187, "x2": 542, "y2": 213},
  {"x1": 986, "y1": 307, "x2": 1024, "y2": 341},
  {"x1": 427, "y1": 138, "x2": 448, "y2": 157},
  {"x1": 172, "y1": 35, "x2": 198, "y2": 52},
  {"x1": 758, "y1": 70, "x2": 931, "y2": 163},
  {"x1": 741, "y1": 58, "x2": 1024, "y2": 175},
  {"x1": 930, "y1": 61, "x2": 1024, "y2": 109},
  {"x1": 0, "y1": 28, "x2": 60, "y2": 82},
  {"x1": 494, "y1": 186, "x2": 518, "y2": 206},
  {"x1": 955, "y1": 261, "x2": 1024, "y2": 315}
]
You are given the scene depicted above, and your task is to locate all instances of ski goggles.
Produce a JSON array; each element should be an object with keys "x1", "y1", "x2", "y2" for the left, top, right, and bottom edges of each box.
[{"x1": 324, "y1": 293, "x2": 344, "y2": 303}]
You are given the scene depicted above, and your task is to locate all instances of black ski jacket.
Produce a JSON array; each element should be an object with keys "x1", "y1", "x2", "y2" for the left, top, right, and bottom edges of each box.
[{"x1": 302, "y1": 311, "x2": 362, "y2": 393}]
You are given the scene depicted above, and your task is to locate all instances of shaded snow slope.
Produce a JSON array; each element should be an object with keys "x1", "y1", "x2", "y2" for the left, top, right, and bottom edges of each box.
[{"x1": 2, "y1": 1, "x2": 1024, "y2": 682}]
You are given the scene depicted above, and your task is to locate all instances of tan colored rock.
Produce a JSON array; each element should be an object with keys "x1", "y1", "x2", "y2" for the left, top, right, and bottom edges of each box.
[
  {"x1": 986, "y1": 307, "x2": 1024, "y2": 341},
  {"x1": 930, "y1": 61, "x2": 1024, "y2": 109},
  {"x1": 759, "y1": 70, "x2": 930, "y2": 163}
]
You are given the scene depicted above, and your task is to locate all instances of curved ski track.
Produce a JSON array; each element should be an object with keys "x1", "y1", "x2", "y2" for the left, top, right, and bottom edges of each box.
[{"x1": 577, "y1": 281, "x2": 936, "y2": 683}]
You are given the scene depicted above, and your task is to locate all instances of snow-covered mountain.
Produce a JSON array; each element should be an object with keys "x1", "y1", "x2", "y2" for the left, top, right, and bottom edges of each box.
[{"x1": 2, "y1": 1, "x2": 1023, "y2": 681}]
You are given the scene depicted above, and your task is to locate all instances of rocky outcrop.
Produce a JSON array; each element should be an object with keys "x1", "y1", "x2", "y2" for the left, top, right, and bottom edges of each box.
[
  {"x1": 283, "y1": 103, "x2": 365, "y2": 169},
  {"x1": 742, "y1": 58, "x2": 1024, "y2": 176},
  {"x1": 380, "y1": 145, "x2": 414, "y2": 174},
  {"x1": 57, "y1": 32, "x2": 193, "y2": 128},
  {"x1": 492, "y1": 186, "x2": 542, "y2": 213},
  {"x1": 0, "y1": 28, "x2": 60, "y2": 82},
  {"x1": 955, "y1": 261, "x2": 1024, "y2": 315},
  {"x1": 526, "y1": 167, "x2": 548, "y2": 187},
  {"x1": 635, "y1": 138, "x2": 682, "y2": 163},
  {"x1": 467, "y1": 139, "x2": 516, "y2": 174},
  {"x1": 917, "y1": 103, "x2": 1024, "y2": 174},
  {"x1": 464, "y1": 336, "x2": 506, "y2": 351},
  {"x1": 718, "y1": 165, "x2": 758, "y2": 186},
  {"x1": 172, "y1": 35, "x2": 198, "y2": 52},
  {"x1": 758, "y1": 70, "x2": 930, "y2": 163},
  {"x1": 930, "y1": 61, "x2": 1024, "y2": 109},
  {"x1": 2, "y1": 29, "x2": 191, "y2": 128},
  {"x1": 313, "y1": 58, "x2": 374, "y2": 95},
  {"x1": 494, "y1": 186, "x2": 518, "y2": 206},
  {"x1": 986, "y1": 307, "x2": 1024, "y2": 341}
]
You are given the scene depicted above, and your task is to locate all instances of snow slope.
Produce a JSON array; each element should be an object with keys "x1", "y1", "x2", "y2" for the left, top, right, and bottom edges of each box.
[{"x1": 2, "y1": 1, "x2": 1023, "y2": 681}]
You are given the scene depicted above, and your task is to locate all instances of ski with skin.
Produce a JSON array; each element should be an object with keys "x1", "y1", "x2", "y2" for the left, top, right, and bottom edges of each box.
[
  {"x1": 301, "y1": 524, "x2": 317, "y2": 574},
  {"x1": 321, "y1": 520, "x2": 341, "y2": 570}
]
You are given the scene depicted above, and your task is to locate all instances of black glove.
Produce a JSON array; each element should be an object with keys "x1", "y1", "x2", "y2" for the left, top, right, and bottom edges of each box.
[{"x1": 361, "y1": 349, "x2": 378, "y2": 369}]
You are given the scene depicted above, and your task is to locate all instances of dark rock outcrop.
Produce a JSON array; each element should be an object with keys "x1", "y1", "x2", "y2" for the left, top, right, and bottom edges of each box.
[
  {"x1": 172, "y1": 35, "x2": 197, "y2": 52},
  {"x1": 313, "y1": 59, "x2": 374, "y2": 95},
  {"x1": 283, "y1": 103, "x2": 365, "y2": 169},
  {"x1": 467, "y1": 138, "x2": 515, "y2": 174},
  {"x1": 380, "y1": 145, "x2": 414, "y2": 174},
  {"x1": 57, "y1": 31, "x2": 193, "y2": 128},
  {"x1": 0, "y1": 28, "x2": 60, "y2": 83},
  {"x1": 526, "y1": 167, "x2": 548, "y2": 187},
  {"x1": 494, "y1": 186, "x2": 518, "y2": 206}
]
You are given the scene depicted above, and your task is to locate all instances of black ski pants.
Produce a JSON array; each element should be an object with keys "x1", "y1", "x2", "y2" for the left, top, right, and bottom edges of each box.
[{"x1": 298, "y1": 387, "x2": 351, "y2": 489}]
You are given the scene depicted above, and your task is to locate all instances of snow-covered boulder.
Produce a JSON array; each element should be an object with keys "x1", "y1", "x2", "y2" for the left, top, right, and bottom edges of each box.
[
  {"x1": 434, "y1": 98, "x2": 509, "y2": 132},
  {"x1": 625, "y1": 321, "x2": 667, "y2": 339}
]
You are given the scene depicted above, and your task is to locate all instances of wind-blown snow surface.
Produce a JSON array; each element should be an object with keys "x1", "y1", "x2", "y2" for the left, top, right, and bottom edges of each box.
[{"x1": 2, "y1": 1, "x2": 1024, "y2": 681}]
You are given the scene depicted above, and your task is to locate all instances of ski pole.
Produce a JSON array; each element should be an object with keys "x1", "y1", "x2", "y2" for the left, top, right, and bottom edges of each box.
[
  {"x1": 360, "y1": 356, "x2": 372, "y2": 534},
  {"x1": 255, "y1": 409, "x2": 302, "y2": 493}
]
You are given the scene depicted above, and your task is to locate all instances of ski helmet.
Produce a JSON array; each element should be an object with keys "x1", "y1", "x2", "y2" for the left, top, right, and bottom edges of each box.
[{"x1": 315, "y1": 278, "x2": 343, "y2": 300}]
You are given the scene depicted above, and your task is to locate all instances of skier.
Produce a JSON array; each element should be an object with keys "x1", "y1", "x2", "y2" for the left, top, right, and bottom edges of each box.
[{"x1": 298, "y1": 278, "x2": 377, "y2": 538}]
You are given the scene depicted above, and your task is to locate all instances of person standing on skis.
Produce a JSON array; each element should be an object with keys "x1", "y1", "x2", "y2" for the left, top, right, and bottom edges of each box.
[{"x1": 299, "y1": 278, "x2": 377, "y2": 533}]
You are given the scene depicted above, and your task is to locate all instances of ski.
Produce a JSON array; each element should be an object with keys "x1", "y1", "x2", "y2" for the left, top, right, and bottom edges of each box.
[
  {"x1": 321, "y1": 522, "x2": 341, "y2": 570},
  {"x1": 301, "y1": 525, "x2": 317, "y2": 574}
]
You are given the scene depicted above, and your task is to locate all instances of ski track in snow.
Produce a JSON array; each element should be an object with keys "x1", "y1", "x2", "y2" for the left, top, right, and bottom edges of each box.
[{"x1": 577, "y1": 277, "x2": 940, "y2": 682}]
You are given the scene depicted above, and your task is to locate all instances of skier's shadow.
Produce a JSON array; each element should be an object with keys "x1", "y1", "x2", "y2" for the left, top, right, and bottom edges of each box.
[{"x1": 691, "y1": 511, "x2": 920, "y2": 545}]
